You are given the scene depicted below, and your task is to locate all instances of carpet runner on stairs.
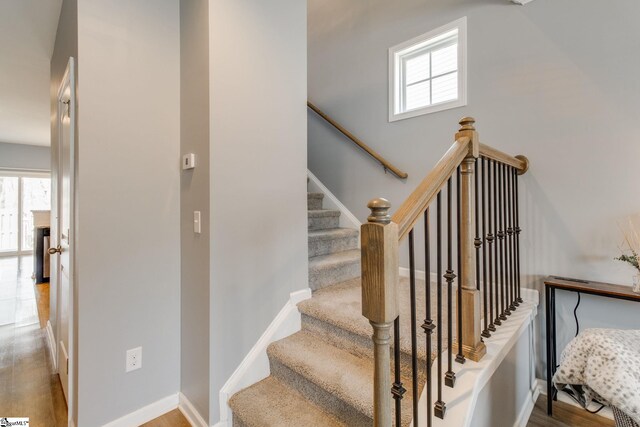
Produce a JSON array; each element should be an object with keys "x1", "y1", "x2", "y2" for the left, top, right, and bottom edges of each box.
[{"x1": 229, "y1": 190, "x2": 448, "y2": 426}]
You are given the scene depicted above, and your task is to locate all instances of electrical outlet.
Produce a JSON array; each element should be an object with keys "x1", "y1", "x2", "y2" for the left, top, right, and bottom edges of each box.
[{"x1": 126, "y1": 347, "x2": 142, "y2": 372}]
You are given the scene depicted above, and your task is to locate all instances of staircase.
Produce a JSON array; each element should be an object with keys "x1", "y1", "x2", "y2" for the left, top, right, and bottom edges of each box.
[{"x1": 229, "y1": 190, "x2": 438, "y2": 427}]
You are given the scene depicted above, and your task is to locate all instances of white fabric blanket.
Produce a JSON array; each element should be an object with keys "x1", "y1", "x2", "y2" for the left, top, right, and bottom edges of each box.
[{"x1": 553, "y1": 328, "x2": 640, "y2": 424}]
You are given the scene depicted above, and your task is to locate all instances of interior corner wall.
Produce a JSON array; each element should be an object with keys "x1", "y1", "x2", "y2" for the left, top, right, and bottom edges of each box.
[
  {"x1": 75, "y1": 1, "x2": 181, "y2": 425},
  {"x1": 49, "y1": 0, "x2": 78, "y2": 420},
  {"x1": 308, "y1": 0, "x2": 640, "y2": 380},
  {"x1": 180, "y1": 0, "x2": 210, "y2": 422},
  {"x1": 0, "y1": 142, "x2": 51, "y2": 171},
  {"x1": 208, "y1": 0, "x2": 308, "y2": 422}
]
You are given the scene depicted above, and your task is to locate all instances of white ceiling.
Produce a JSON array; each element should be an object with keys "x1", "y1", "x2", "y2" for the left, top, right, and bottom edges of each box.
[{"x1": 0, "y1": 0, "x2": 63, "y2": 147}]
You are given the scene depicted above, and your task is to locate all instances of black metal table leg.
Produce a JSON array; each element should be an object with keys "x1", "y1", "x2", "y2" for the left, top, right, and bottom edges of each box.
[{"x1": 545, "y1": 285, "x2": 553, "y2": 416}]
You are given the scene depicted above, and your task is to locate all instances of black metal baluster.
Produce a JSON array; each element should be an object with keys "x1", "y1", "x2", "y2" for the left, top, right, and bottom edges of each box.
[
  {"x1": 422, "y1": 210, "x2": 435, "y2": 427},
  {"x1": 445, "y1": 177, "x2": 457, "y2": 387},
  {"x1": 508, "y1": 166, "x2": 517, "y2": 311},
  {"x1": 502, "y1": 163, "x2": 511, "y2": 317},
  {"x1": 434, "y1": 192, "x2": 446, "y2": 419},
  {"x1": 456, "y1": 167, "x2": 465, "y2": 365},
  {"x1": 515, "y1": 168, "x2": 523, "y2": 304},
  {"x1": 392, "y1": 316, "x2": 405, "y2": 426},
  {"x1": 409, "y1": 230, "x2": 419, "y2": 425},
  {"x1": 481, "y1": 158, "x2": 491, "y2": 338},
  {"x1": 494, "y1": 161, "x2": 503, "y2": 326},
  {"x1": 487, "y1": 160, "x2": 497, "y2": 331}
]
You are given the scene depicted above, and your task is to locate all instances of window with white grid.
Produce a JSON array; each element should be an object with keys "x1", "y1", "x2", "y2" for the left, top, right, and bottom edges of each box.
[{"x1": 389, "y1": 18, "x2": 467, "y2": 121}]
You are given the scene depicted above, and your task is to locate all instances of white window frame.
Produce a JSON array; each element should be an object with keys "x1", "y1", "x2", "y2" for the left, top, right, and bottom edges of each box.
[{"x1": 389, "y1": 17, "x2": 467, "y2": 122}]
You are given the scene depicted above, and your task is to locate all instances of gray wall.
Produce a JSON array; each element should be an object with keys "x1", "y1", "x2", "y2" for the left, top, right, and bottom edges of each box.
[
  {"x1": 180, "y1": 0, "x2": 210, "y2": 422},
  {"x1": 75, "y1": 1, "x2": 181, "y2": 425},
  {"x1": 208, "y1": 0, "x2": 308, "y2": 421},
  {"x1": 308, "y1": 0, "x2": 640, "y2": 379},
  {"x1": 0, "y1": 142, "x2": 50, "y2": 171},
  {"x1": 49, "y1": 0, "x2": 77, "y2": 419}
]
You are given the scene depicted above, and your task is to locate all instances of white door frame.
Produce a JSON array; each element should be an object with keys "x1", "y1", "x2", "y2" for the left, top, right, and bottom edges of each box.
[{"x1": 55, "y1": 56, "x2": 76, "y2": 427}]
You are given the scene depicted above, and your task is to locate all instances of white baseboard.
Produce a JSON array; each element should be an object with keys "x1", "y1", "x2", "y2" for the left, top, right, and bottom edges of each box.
[
  {"x1": 513, "y1": 379, "x2": 542, "y2": 427},
  {"x1": 45, "y1": 320, "x2": 57, "y2": 371},
  {"x1": 307, "y1": 170, "x2": 361, "y2": 231},
  {"x1": 102, "y1": 393, "x2": 178, "y2": 427},
  {"x1": 178, "y1": 393, "x2": 208, "y2": 427},
  {"x1": 217, "y1": 288, "x2": 312, "y2": 426}
]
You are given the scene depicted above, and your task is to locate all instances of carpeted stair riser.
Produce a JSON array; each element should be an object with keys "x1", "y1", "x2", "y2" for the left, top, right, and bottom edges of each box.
[
  {"x1": 308, "y1": 251, "x2": 360, "y2": 290},
  {"x1": 307, "y1": 192, "x2": 325, "y2": 210},
  {"x1": 308, "y1": 228, "x2": 359, "y2": 258},
  {"x1": 308, "y1": 210, "x2": 340, "y2": 231}
]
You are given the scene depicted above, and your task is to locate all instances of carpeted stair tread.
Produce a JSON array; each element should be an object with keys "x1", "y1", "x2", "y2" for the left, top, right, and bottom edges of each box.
[
  {"x1": 307, "y1": 192, "x2": 325, "y2": 210},
  {"x1": 229, "y1": 376, "x2": 346, "y2": 427},
  {"x1": 308, "y1": 228, "x2": 359, "y2": 257},
  {"x1": 267, "y1": 330, "x2": 416, "y2": 426},
  {"x1": 298, "y1": 277, "x2": 452, "y2": 363},
  {"x1": 308, "y1": 209, "x2": 341, "y2": 231},
  {"x1": 308, "y1": 249, "x2": 360, "y2": 290}
]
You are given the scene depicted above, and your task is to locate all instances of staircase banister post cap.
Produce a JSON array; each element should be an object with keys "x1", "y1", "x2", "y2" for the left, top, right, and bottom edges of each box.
[
  {"x1": 456, "y1": 116, "x2": 480, "y2": 158},
  {"x1": 458, "y1": 116, "x2": 476, "y2": 131},
  {"x1": 515, "y1": 154, "x2": 530, "y2": 175},
  {"x1": 367, "y1": 198, "x2": 392, "y2": 224}
]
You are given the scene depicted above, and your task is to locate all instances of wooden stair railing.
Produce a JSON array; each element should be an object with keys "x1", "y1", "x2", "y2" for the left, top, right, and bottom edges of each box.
[
  {"x1": 361, "y1": 117, "x2": 529, "y2": 427},
  {"x1": 307, "y1": 101, "x2": 409, "y2": 180}
]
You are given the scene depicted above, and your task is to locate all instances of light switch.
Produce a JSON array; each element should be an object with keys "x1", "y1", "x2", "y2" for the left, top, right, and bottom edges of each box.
[
  {"x1": 194, "y1": 211, "x2": 201, "y2": 234},
  {"x1": 182, "y1": 153, "x2": 196, "y2": 170}
]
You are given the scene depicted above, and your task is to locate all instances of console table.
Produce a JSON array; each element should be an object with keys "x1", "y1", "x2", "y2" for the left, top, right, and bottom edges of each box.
[{"x1": 544, "y1": 276, "x2": 640, "y2": 415}]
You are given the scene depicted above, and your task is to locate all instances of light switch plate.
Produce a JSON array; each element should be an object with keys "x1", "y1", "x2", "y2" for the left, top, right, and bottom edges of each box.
[
  {"x1": 182, "y1": 153, "x2": 196, "y2": 170},
  {"x1": 194, "y1": 211, "x2": 201, "y2": 234}
]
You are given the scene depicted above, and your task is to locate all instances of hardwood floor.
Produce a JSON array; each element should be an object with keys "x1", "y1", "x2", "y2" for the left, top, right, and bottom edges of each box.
[
  {"x1": 527, "y1": 395, "x2": 615, "y2": 427},
  {"x1": 142, "y1": 409, "x2": 191, "y2": 427},
  {"x1": 0, "y1": 255, "x2": 67, "y2": 426}
]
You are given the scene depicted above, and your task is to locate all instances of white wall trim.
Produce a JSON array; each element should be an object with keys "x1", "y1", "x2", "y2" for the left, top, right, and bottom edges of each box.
[
  {"x1": 178, "y1": 393, "x2": 207, "y2": 427},
  {"x1": 513, "y1": 378, "x2": 542, "y2": 427},
  {"x1": 307, "y1": 170, "x2": 361, "y2": 231},
  {"x1": 216, "y1": 288, "x2": 312, "y2": 427},
  {"x1": 102, "y1": 393, "x2": 178, "y2": 427},
  {"x1": 45, "y1": 320, "x2": 57, "y2": 372}
]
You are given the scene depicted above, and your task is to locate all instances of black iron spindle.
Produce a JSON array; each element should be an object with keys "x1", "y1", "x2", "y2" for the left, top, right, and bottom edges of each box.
[
  {"x1": 422, "y1": 210, "x2": 435, "y2": 427},
  {"x1": 435, "y1": 192, "x2": 446, "y2": 419},
  {"x1": 392, "y1": 317, "x2": 405, "y2": 426},
  {"x1": 409, "y1": 230, "x2": 419, "y2": 425},
  {"x1": 508, "y1": 166, "x2": 517, "y2": 311},
  {"x1": 502, "y1": 163, "x2": 512, "y2": 317},
  {"x1": 494, "y1": 161, "x2": 503, "y2": 326},
  {"x1": 515, "y1": 168, "x2": 523, "y2": 304},
  {"x1": 487, "y1": 160, "x2": 497, "y2": 331},
  {"x1": 481, "y1": 158, "x2": 491, "y2": 338},
  {"x1": 456, "y1": 167, "x2": 465, "y2": 365},
  {"x1": 445, "y1": 177, "x2": 457, "y2": 387}
]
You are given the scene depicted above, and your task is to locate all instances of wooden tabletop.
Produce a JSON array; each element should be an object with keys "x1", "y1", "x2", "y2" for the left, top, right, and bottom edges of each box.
[{"x1": 544, "y1": 276, "x2": 640, "y2": 301}]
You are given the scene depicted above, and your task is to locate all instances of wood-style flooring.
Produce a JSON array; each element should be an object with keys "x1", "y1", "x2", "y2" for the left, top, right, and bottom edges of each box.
[
  {"x1": 527, "y1": 395, "x2": 615, "y2": 427},
  {"x1": 142, "y1": 408, "x2": 191, "y2": 426},
  {"x1": 0, "y1": 255, "x2": 67, "y2": 426}
]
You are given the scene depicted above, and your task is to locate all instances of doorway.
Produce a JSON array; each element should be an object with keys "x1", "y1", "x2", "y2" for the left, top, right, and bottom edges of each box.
[{"x1": 0, "y1": 173, "x2": 51, "y2": 256}]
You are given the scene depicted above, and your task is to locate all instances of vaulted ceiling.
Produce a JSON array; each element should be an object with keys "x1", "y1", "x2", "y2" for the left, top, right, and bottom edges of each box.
[{"x1": 0, "y1": 0, "x2": 62, "y2": 146}]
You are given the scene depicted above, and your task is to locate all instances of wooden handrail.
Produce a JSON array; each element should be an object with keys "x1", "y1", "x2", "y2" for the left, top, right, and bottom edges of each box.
[
  {"x1": 479, "y1": 143, "x2": 529, "y2": 174},
  {"x1": 307, "y1": 101, "x2": 409, "y2": 179},
  {"x1": 391, "y1": 137, "x2": 470, "y2": 241}
]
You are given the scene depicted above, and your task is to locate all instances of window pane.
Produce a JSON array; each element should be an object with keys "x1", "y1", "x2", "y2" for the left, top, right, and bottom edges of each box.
[
  {"x1": 432, "y1": 72, "x2": 458, "y2": 104},
  {"x1": 0, "y1": 177, "x2": 19, "y2": 252},
  {"x1": 21, "y1": 178, "x2": 51, "y2": 251},
  {"x1": 431, "y1": 43, "x2": 457, "y2": 77},
  {"x1": 405, "y1": 80, "x2": 430, "y2": 111},
  {"x1": 405, "y1": 53, "x2": 430, "y2": 85}
]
